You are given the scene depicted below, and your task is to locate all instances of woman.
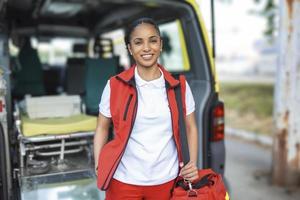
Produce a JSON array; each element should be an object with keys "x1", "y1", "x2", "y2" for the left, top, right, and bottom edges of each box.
[{"x1": 94, "y1": 17, "x2": 198, "y2": 200}]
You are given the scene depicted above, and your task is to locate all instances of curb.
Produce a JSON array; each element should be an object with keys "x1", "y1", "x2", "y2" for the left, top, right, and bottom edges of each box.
[{"x1": 225, "y1": 127, "x2": 273, "y2": 147}]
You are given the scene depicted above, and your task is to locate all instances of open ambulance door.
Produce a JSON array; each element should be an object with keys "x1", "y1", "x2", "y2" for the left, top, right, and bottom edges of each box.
[{"x1": 0, "y1": 123, "x2": 9, "y2": 200}]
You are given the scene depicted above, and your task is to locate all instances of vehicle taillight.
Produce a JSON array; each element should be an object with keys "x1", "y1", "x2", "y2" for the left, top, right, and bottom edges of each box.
[
  {"x1": 211, "y1": 102, "x2": 225, "y2": 141},
  {"x1": 0, "y1": 100, "x2": 3, "y2": 112}
]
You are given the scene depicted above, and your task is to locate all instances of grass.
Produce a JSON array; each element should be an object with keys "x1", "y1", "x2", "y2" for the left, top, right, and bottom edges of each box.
[{"x1": 219, "y1": 82, "x2": 274, "y2": 135}]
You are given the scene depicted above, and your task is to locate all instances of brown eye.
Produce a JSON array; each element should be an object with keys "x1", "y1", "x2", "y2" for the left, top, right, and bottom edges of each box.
[{"x1": 134, "y1": 40, "x2": 142, "y2": 45}]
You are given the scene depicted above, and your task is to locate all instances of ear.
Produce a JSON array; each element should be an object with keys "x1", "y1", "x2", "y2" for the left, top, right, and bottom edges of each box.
[
  {"x1": 127, "y1": 44, "x2": 133, "y2": 55},
  {"x1": 160, "y1": 39, "x2": 163, "y2": 52}
]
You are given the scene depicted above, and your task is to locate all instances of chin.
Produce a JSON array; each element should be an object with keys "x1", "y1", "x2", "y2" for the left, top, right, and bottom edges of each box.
[{"x1": 138, "y1": 60, "x2": 158, "y2": 68}]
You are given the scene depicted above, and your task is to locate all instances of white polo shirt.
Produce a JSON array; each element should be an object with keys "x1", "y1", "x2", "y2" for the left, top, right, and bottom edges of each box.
[{"x1": 99, "y1": 68, "x2": 195, "y2": 185}]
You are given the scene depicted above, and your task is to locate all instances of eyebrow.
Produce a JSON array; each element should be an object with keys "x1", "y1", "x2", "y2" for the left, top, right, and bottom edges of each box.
[
  {"x1": 149, "y1": 35, "x2": 159, "y2": 39},
  {"x1": 132, "y1": 35, "x2": 160, "y2": 42}
]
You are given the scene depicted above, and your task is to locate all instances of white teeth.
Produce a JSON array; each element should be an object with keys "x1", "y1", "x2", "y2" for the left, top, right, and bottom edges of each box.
[{"x1": 142, "y1": 54, "x2": 152, "y2": 59}]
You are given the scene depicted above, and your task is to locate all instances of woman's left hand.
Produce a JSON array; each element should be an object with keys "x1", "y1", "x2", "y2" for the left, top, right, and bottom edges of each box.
[{"x1": 179, "y1": 161, "x2": 199, "y2": 182}]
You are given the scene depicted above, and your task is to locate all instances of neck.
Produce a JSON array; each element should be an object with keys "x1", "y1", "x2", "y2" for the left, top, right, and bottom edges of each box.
[{"x1": 136, "y1": 64, "x2": 161, "y2": 81}]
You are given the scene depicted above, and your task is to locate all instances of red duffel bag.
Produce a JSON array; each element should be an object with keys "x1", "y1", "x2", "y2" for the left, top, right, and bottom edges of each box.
[
  {"x1": 170, "y1": 168, "x2": 228, "y2": 200},
  {"x1": 172, "y1": 76, "x2": 229, "y2": 199}
]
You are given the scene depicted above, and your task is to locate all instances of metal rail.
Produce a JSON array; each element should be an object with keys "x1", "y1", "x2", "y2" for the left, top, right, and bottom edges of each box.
[
  {"x1": 25, "y1": 140, "x2": 89, "y2": 151},
  {"x1": 20, "y1": 131, "x2": 94, "y2": 143},
  {"x1": 36, "y1": 146, "x2": 84, "y2": 157}
]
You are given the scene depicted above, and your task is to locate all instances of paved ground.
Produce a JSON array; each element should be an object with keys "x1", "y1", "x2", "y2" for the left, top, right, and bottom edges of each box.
[{"x1": 225, "y1": 136, "x2": 300, "y2": 200}]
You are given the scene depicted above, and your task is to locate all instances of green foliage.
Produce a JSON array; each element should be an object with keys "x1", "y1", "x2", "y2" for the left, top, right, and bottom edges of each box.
[
  {"x1": 220, "y1": 83, "x2": 274, "y2": 135},
  {"x1": 220, "y1": 83, "x2": 273, "y2": 117},
  {"x1": 252, "y1": 0, "x2": 277, "y2": 39}
]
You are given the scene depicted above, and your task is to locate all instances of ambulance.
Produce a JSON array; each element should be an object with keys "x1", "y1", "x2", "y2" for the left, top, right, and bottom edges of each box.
[{"x1": 0, "y1": 0, "x2": 226, "y2": 199}]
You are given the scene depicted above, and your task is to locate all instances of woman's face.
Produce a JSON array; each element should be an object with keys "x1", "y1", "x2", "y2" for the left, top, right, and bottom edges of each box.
[{"x1": 128, "y1": 23, "x2": 162, "y2": 69}]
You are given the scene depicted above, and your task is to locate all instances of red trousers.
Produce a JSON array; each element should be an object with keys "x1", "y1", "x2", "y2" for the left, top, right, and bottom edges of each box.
[{"x1": 105, "y1": 178, "x2": 175, "y2": 200}]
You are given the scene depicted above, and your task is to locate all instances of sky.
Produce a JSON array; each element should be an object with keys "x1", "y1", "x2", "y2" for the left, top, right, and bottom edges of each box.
[
  {"x1": 197, "y1": 0, "x2": 277, "y2": 76},
  {"x1": 198, "y1": 0, "x2": 265, "y2": 56}
]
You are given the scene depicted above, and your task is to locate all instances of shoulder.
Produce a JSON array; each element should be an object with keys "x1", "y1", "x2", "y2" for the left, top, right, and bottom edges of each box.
[
  {"x1": 109, "y1": 68, "x2": 135, "y2": 93},
  {"x1": 111, "y1": 67, "x2": 134, "y2": 83}
]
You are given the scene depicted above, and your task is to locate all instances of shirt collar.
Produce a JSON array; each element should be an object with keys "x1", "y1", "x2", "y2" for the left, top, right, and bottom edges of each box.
[
  {"x1": 134, "y1": 67, "x2": 165, "y2": 88},
  {"x1": 116, "y1": 64, "x2": 179, "y2": 89}
]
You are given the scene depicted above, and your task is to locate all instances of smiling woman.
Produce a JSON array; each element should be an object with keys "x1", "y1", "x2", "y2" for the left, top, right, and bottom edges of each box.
[{"x1": 93, "y1": 17, "x2": 199, "y2": 200}]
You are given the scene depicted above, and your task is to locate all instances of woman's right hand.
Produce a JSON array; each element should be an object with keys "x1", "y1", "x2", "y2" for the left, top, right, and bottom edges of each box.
[{"x1": 179, "y1": 161, "x2": 199, "y2": 182}]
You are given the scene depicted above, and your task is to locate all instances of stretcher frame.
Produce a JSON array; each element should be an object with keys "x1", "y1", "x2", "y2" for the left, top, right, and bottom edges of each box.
[{"x1": 14, "y1": 103, "x2": 95, "y2": 179}]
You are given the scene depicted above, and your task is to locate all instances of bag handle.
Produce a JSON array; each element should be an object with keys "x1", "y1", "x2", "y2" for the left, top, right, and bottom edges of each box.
[{"x1": 176, "y1": 174, "x2": 212, "y2": 190}]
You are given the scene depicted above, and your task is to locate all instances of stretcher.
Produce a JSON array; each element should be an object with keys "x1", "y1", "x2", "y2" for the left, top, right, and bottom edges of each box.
[{"x1": 14, "y1": 95, "x2": 97, "y2": 178}]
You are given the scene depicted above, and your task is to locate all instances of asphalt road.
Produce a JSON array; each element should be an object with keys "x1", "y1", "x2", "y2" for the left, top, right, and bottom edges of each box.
[{"x1": 225, "y1": 136, "x2": 300, "y2": 200}]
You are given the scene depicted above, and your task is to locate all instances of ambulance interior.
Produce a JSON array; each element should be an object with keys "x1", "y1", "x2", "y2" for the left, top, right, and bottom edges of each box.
[{"x1": 12, "y1": 36, "x2": 119, "y2": 199}]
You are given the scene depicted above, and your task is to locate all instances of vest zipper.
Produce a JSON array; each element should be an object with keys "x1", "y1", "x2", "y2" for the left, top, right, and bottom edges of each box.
[
  {"x1": 123, "y1": 94, "x2": 133, "y2": 121},
  {"x1": 102, "y1": 88, "x2": 138, "y2": 190}
]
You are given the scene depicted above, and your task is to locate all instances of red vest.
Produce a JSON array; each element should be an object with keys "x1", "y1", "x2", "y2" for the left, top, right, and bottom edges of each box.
[{"x1": 97, "y1": 64, "x2": 187, "y2": 190}]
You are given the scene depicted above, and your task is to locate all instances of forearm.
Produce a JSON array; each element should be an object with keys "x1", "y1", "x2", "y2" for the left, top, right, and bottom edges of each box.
[
  {"x1": 187, "y1": 125, "x2": 198, "y2": 163},
  {"x1": 180, "y1": 112, "x2": 199, "y2": 181},
  {"x1": 93, "y1": 127, "x2": 109, "y2": 168},
  {"x1": 185, "y1": 112, "x2": 198, "y2": 164},
  {"x1": 93, "y1": 115, "x2": 111, "y2": 169}
]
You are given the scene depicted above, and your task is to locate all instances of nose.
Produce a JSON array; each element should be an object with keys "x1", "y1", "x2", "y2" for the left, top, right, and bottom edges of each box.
[{"x1": 143, "y1": 42, "x2": 151, "y2": 52}]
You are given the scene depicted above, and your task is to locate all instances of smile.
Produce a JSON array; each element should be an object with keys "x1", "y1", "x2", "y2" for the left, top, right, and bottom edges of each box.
[{"x1": 141, "y1": 54, "x2": 154, "y2": 60}]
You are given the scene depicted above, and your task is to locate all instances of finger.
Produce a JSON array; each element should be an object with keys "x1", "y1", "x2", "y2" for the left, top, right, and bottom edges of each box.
[
  {"x1": 179, "y1": 162, "x2": 188, "y2": 176},
  {"x1": 180, "y1": 162, "x2": 194, "y2": 172},
  {"x1": 184, "y1": 170, "x2": 198, "y2": 178},
  {"x1": 183, "y1": 163, "x2": 194, "y2": 170},
  {"x1": 180, "y1": 166, "x2": 198, "y2": 177},
  {"x1": 180, "y1": 163, "x2": 197, "y2": 172},
  {"x1": 184, "y1": 161, "x2": 197, "y2": 168},
  {"x1": 182, "y1": 171, "x2": 199, "y2": 181},
  {"x1": 181, "y1": 168, "x2": 197, "y2": 178},
  {"x1": 179, "y1": 162, "x2": 184, "y2": 167},
  {"x1": 181, "y1": 169, "x2": 198, "y2": 177},
  {"x1": 179, "y1": 161, "x2": 197, "y2": 176}
]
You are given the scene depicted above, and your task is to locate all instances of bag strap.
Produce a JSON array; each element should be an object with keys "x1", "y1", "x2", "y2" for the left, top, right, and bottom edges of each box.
[
  {"x1": 174, "y1": 75, "x2": 190, "y2": 165},
  {"x1": 173, "y1": 75, "x2": 217, "y2": 192}
]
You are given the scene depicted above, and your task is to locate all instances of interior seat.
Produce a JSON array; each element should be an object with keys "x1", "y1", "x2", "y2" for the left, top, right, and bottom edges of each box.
[
  {"x1": 64, "y1": 43, "x2": 88, "y2": 95},
  {"x1": 12, "y1": 39, "x2": 45, "y2": 98},
  {"x1": 84, "y1": 57, "x2": 118, "y2": 115}
]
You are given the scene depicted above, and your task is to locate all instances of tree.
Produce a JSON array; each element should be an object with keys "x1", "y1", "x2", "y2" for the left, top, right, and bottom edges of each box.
[
  {"x1": 218, "y1": 0, "x2": 277, "y2": 40},
  {"x1": 252, "y1": 0, "x2": 277, "y2": 39}
]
